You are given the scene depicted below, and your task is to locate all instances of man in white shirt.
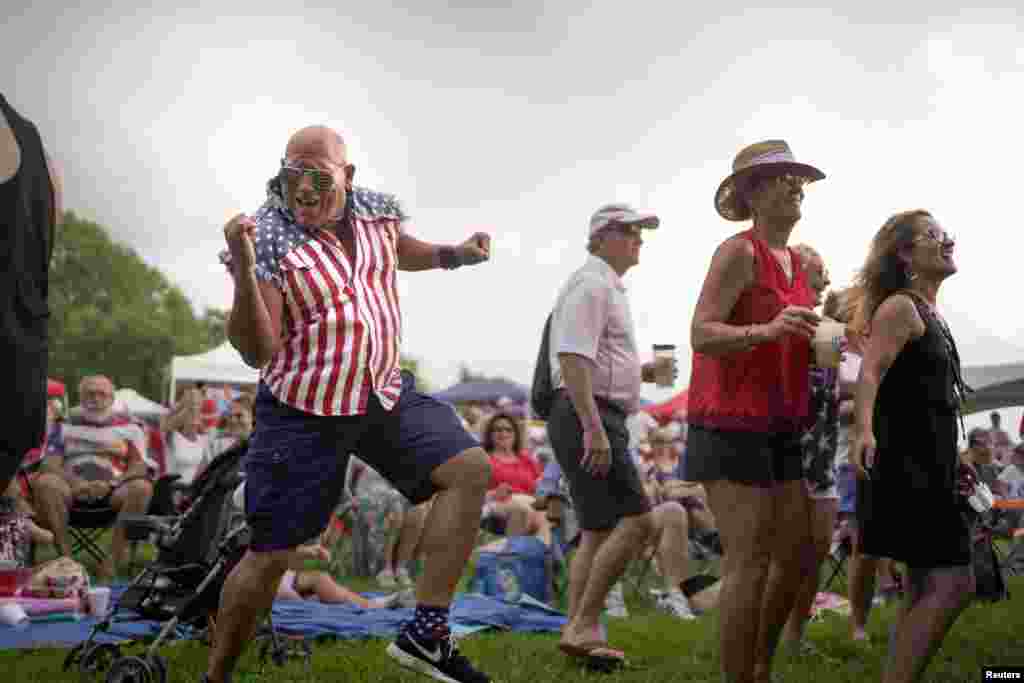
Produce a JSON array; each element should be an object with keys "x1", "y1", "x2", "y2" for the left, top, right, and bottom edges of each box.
[{"x1": 547, "y1": 203, "x2": 681, "y2": 663}]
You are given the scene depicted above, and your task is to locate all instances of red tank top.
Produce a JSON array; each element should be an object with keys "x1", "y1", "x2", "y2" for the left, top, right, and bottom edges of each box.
[{"x1": 687, "y1": 229, "x2": 815, "y2": 433}]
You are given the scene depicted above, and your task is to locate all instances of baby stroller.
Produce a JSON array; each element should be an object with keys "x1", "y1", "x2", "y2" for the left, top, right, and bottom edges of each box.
[{"x1": 64, "y1": 441, "x2": 310, "y2": 683}]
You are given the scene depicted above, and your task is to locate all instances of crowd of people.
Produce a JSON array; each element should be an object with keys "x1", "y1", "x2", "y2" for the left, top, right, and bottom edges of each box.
[{"x1": 2, "y1": 91, "x2": 1017, "y2": 683}]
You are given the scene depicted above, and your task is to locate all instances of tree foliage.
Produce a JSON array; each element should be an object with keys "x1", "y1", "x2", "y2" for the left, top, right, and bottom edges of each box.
[{"x1": 48, "y1": 211, "x2": 226, "y2": 405}]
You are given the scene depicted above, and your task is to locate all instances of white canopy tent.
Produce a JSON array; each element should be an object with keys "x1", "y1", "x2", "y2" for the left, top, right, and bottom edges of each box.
[
  {"x1": 114, "y1": 388, "x2": 169, "y2": 418},
  {"x1": 167, "y1": 341, "x2": 260, "y2": 404},
  {"x1": 963, "y1": 362, "x2": 1024, "y2": 415}
]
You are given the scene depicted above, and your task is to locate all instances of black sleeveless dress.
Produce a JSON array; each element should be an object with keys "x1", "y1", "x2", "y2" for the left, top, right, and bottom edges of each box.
[
  {"x1": 858, "y1": 293, "x2": 971, "y2": 568},
  {"x1": 0, "y1": 93, "x2": 54, "y2": 473}
]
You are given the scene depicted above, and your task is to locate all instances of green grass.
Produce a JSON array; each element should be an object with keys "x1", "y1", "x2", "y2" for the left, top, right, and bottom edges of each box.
[{"x1": 3, "y1": 561, "x2": 1023, "y2": 683}]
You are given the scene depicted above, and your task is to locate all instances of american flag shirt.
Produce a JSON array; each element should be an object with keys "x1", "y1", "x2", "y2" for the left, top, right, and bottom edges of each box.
[{"x1": 222, "y1": 179, "x2": 406, "y2": 416}]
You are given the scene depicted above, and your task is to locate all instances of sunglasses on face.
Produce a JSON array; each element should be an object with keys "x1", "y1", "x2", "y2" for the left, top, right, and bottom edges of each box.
[
  {"x1": 915, "y1": 228, "x2": 955, "y2": 245},
  {"x1": 280, "y1": 159, "x2": 337, "y2": 193},
  {"x1": 608, "y1": 223, "x2": 643, "y2": 239},
  {"x1": 747, "y1": 173, "x2": 809, "y2": 193}
]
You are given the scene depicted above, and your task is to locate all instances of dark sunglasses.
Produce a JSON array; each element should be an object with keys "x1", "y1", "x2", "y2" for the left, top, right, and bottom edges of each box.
[{"x1": 746, "y1": 172, "x2": 809, "y2": 193}]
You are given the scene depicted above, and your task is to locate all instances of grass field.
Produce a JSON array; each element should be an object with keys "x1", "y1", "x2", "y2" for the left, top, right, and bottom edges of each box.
[{"x1": 3, "y1": 541, "x2": 1022, "y2": 683}]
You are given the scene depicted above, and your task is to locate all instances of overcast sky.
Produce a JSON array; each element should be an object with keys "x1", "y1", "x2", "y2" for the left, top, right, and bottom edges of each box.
[{"x1": 4, "y1": 1, "x2": 1024, "y2": 429}]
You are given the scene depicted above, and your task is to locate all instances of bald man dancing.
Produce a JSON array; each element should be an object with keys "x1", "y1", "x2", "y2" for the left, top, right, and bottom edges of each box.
[{"x1": 208, "y1": 126, "x2": 493, "y2": 683}]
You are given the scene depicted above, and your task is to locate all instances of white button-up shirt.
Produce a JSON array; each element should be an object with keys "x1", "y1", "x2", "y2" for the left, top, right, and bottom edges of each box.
[{"x1": 549, "y1": 254, "x2": 642, "y2": 414}]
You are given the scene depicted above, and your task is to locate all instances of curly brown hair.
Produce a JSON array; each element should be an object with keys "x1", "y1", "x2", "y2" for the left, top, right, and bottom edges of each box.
[{"x1": 847, "y1": 209, "x2": 932, "y2": 334}]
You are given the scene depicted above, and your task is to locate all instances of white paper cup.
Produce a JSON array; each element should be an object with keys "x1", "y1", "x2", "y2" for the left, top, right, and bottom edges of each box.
[
  {"x1": 87, "y1": 587, "x2": 111, "y2": 616},
  {"x1": 812, "y1": 321, "x2": 846, "y2": 369},
  {"x1": 0, "y1": 601, "x2": 28, "y2": 627}
]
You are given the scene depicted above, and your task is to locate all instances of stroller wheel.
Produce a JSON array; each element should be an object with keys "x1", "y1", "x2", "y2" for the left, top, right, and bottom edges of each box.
[
  {"x1": 80, "y1": 643, "x2": 122, "y2": 679},
  {"x1": 105, "y1": 656, "x2": 153, "y2": 683},
  {"x1": 63, "y1": 642, "x2": 85, "y2": 672},
  {"x1": 146, "y1": 654, "x2": 167, "y2": 683}
]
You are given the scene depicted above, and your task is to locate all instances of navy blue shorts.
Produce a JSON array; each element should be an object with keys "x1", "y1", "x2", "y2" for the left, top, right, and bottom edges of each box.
[{"x1": 245, "y1": 371, "x2": 480, "y2": 552}]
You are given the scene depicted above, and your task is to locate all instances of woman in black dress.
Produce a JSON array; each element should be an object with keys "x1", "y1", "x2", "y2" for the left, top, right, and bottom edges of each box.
[{"x1": 849, "y1": 210, "x2": 973, "y2": 683}]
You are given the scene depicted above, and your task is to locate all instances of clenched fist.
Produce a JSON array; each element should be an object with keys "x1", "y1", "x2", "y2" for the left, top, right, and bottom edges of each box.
[{"x1": 224, "y1": 213, "x2": 257, "y2": 275}]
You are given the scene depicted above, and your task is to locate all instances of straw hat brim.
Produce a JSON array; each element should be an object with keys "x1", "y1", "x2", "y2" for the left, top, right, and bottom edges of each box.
[{"x1": 714, "y1": 161, "x2": 825, "y2": 222}]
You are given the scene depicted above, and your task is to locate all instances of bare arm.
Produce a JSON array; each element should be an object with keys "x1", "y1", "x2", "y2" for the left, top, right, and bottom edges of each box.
[
  {"x1": 397, "y1": 230, "x2": 490, "y2": 272},
  {"x1": 227, "y1": 272, "x2": 283, "y2": 368},
  {"x1": 854, "y1": 295, "x2": 924, "y2": 438},
  {"x1": 44, "y1": 148, "x2": 63, "y2": 226},
  {"x1": 691, "y1": 237, "x2": 766, "y2": 355},
  {"x1": 397, "y1": 233, "x2": 442, "y2": 271},
  {"x1": 558, "y1": 353, "x2": 603, "y2": 434}
]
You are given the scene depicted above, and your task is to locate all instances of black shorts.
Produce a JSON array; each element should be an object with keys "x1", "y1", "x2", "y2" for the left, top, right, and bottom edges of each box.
[
  {"x1": 684, "y1": 424, "x2": 803, "y2": 486},
  {"x1": 547, "y1": 392, "x2": 650, "y2": 532},
  {"x1": 245, "y1": 372, "x2": 479, "y2": 552}
]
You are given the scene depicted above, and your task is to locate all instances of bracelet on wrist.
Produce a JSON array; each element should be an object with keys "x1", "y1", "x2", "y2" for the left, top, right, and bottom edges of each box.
[
  {"x1": 438, "y1": 246, "x2": 460, "y2": 270},
  {"x1": 744, "y1": 325, "x2": 758, "y2": 348}
]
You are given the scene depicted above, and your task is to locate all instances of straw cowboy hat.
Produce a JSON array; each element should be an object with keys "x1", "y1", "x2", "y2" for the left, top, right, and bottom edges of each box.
[{"x1": 714, "y1": 140, "x2": 825, "y2": 221}]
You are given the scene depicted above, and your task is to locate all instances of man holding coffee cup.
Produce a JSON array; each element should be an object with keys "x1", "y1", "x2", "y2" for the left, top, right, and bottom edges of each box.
[{"x1": 546, "y1": 202, "x2": 666, "y2": 665}]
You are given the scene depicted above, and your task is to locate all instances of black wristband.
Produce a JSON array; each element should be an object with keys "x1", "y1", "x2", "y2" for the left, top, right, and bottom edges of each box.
[{"x1": 438, "y1": 246, "x2": 460, "y2": 270}]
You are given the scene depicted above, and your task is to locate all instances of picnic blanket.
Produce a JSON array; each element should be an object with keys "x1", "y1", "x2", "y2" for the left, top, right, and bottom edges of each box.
[{"x1": 0, "y1": 585, "x2": 566, "y2": 650}]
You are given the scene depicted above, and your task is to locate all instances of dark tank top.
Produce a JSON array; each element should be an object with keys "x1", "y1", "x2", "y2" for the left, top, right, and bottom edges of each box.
[{"x1": 0, "y1": 93, "x2": 54, "y2": 454}]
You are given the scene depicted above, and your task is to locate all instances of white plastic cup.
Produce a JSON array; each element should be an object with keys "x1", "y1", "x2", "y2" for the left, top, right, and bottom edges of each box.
[
  {"x1": 0, "y1": 601, "x2": 28, "y2": 627},
  {"x1": 812, "y1": 321, "x2": 846, "y2": 369},
  {"x1": 652, "y1": 344, "x2": 677, "y2": 387},
  {"x1": 87, "y1": 587, "x2": 111, "y2": 616}
]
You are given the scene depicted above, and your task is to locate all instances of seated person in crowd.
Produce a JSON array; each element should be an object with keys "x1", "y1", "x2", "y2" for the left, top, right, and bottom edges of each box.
[
  {"x1": 961, "y1": 427, "x2": 1006, "y2": 496},
  {"x1": 480, "y1": 413, "x2": 550, "y2": 544},
  {"x1": 639, "y1": 428, "x2": 717, "y2": 540},
  {"x1": 157, "y1": 388, "x2": 209, "y2": 487},
  {"x1": 635, "y1": 427, "x2": 724, "y2": 621},
  {"x1": 349, "y1": 457, "x2": 429, "y2": 589},
  {"x1": 998, "y1": 443, "x2": 1024, "y2": 494},
  {"x1": 1, "y1": 477, "x2": 55, "y2": 565},
  {"x1": 202, "y1": 394, "x2": 254, "y2": 466},
  {"x1": 32, "y1": 375, "x2": 154, "y2": 580},
  {"x1": 276, "y1": 567, "x2": 403, "y2": 608}
]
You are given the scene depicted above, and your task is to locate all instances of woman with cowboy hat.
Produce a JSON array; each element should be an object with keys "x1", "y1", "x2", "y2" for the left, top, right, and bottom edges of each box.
[{"x1": 685, "y1": 140, "x2": 823, "y2": 683}]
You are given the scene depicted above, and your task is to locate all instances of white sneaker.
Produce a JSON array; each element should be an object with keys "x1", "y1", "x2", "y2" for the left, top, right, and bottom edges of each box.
[
  {"x1": 395, "y1": 567, "x2": 413, "y2": 588},
  {"x1": 604, "y1": 582, "x2": 629, "y2": 618},
  {"x1": 658, "y1": 590, "x2": 696, "y2": 620},
  {"x1": 376, "y1": 568, "x2": 397, "y2": 588},
  {"x1": 368, "y1": 593, "x2": 402, "y2": 609}
]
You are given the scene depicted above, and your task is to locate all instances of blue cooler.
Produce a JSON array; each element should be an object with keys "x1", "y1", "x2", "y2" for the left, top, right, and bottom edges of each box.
[{"x1": 470, "y1": 536, "x2": 550, "y2": 603}]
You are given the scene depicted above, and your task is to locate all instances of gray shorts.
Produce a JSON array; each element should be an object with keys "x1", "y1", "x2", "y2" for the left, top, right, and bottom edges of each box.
[{"x1": 546, "y1": 392, "x2": 650, "y2": 532}]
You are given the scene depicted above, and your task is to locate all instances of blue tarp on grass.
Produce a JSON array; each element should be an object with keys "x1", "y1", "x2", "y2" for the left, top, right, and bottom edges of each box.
[{"x1": 0, "y1": 586, "x2": 566, "y2": 650}]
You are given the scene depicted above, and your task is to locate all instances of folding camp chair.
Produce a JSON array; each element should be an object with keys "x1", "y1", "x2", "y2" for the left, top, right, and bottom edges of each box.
[
  {"x1": 25, "y1": 473, "x2": 178, "y2": 572},
  {"x1": 820, "y1": 519, "x2": 853, "y2": 592}
]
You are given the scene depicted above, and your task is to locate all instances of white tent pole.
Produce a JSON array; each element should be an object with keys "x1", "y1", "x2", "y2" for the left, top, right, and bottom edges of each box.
[{"x1": 168, "y1": 359, "x2": 176, "y2": 406}]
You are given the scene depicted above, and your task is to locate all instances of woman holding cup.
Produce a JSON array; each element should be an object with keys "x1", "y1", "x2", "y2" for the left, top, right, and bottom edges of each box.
[
  {"x1": 848, "y1": 210, "x2": 973, "y2": 683},
  {"x1": 686, "y1": 140, "x2": 823, "y2": 683}
]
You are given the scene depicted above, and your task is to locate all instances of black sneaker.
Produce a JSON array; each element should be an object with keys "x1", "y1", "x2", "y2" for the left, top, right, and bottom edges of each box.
[{"x1": 386, "y1": 629, "x2": 491, "y2": 683}]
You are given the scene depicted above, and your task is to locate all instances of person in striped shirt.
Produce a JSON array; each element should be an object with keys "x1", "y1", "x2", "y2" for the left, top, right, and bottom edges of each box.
[
  {"x1": 32, "y1": 374, "x2": 154, "y2": 580},
  {"x1": 204, "y1": 125, "x2": 493, "y2": 683}
]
